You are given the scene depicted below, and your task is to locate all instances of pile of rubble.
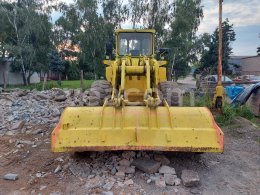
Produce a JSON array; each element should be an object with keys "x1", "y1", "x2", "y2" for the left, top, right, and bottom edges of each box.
[
  {"x1": 0, "y1": 88, "x2": 89, "y2": 135},
  {"x1": 49, "y1": 151, "x2": 200, "y2": 194},
  {"x1": 0, "y1": 88, "x2": 200, "y2": 194}
]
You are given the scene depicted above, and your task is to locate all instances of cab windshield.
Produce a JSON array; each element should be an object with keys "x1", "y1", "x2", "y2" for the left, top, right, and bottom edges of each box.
[{"x1": 118, "y1": 32, "x2": 153, "y2": 56}]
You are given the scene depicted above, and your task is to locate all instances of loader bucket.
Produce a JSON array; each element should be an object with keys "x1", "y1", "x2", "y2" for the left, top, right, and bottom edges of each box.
[{"x1": 51, "y1": 106, "x2": 224, "y2": 153}]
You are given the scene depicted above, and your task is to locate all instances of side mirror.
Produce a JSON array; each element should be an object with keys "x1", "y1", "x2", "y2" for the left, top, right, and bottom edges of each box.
[
  {"x1": 159, "y1": 48, "x2": 170, "y2": 60},
  {"x1": 105, "y1": 43, "x2": 113, "y2": 58}
]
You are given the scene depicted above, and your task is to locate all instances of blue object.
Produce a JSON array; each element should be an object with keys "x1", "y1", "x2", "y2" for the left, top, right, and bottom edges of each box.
[{"x1": 225, "y1": 86, "x2": 244, "y2": 99}]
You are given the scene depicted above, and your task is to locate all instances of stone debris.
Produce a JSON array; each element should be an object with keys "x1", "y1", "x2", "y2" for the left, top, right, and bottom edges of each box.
[
  {"x1": 190, "y1": 188, "x2": 201, "y2": 194},
  {"x1": 154, "y1": 154, "x2": 170, "y2": 165},
  {"x1": 16, "y1": 140, "x2": 35, "y2": 145},
  {"x1": 0, "y1": 88, "x2": 199, "y2": 192},
  {"x1": 101, "y1": 191, "x2": 114, "y2": 195},
  {"x1": 124, "y1": 179, "x2": 134, "y2": 186},
  {"x1": 39, "y1": 185, "x2": 47, "y2": 191},
  {"x1": 85, "y1": 175, "x2": 105, "y2": 190},
  {"x1": 159, "y1": 165, "x2": 176, "y2": 175},
  {"x1": 155, "y1": 177, "x2": 166, "y2": 187},
  {"x1": 54, "y1": 164, "x2": 62, "y2": 173},
  {"x1": 3, "y1": 173, "x2": 18, "y2": 181},
  {"x1": 69, "y1": 162, "x2": 91, "y2": 178},
  {"x1": 132, "y1": 158, "x2": 161, "y2": 174},
  {"x1": 115, "y1": 171, "x2": 125, "y2": 179},
  {"x1": 10, "y1": 120, "x2": 25, "y2": 131},
  {"x1": 174, "y1": 178, "x2": 181, "y2": 186},
  {"x1": 116, "y1": 165, "x2": 135, "y2": 174},
  {"x1": 181, "y1": 170, "x2": 200, "y2": 187},
  {"x1": 54, "y1": 95, "x2": 67, "y2": 102},
  {"x1": 146, "y1": 179, "x2": 152, "y2": 184},
  {"x1": 103, "y1": 181, "x2": 115, "y2": 190},
  {"x1": 0, "y1": 89, "x2": 91, "y2": 134},
  {"x1": 164, "y1": 173, "x2": 176, "y2": 186},
  {"x1": 119, "y1": 159, "x2": 131, "y2": 166}
]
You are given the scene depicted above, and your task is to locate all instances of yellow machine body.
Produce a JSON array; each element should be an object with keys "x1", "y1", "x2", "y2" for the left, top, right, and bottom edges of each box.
[
  {"x1": 52, "y1": 107, "x2": 223, "y2": 152},
  {"x1": 51, "y1": 29, "x2": 224, "y2": 153}
]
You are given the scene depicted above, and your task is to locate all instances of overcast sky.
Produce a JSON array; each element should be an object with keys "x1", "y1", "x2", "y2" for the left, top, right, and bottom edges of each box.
[{"x1": 55, "y1": 0, "x2": 260, "y2": 56}]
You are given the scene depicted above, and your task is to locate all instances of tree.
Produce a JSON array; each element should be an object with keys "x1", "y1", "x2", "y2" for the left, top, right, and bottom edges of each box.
[
  {"x1": 165, "y1": 0, "x2": 204, "y2": 80},
  {"x1": 128, "y1": 0, "x2": 147, "y2": 29},
  {"x1": 102, "y1": 0, "x2": 128, "y2": 28},
  {"x1": 0, "y1": 0, "x2": 53, "y2": 85},
  {"x1": 48, "y1": 50, "x2": 65, "y2": 82},
  {"x1": 198, "y1": 19, "x2": 236, "y2": 74}
]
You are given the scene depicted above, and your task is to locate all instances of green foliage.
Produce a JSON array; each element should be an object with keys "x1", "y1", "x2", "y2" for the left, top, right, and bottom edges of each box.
[
  {"x1": 197, "y1": 19, "x2": 236, "y2": 75},
  {"x1": 194, "y1": 95, "x2": 255, "y2": 126},
  {"x1": 215, "y1": 104, "x2": 237, "y2": 126},
  {"x1": 48, "y1": 50, "x2": 65, "y2": 74},
  {"x1": 257, "y1": 46, "x2": 260, "y2": 56},
  {"x1": 7, "y1": 80, "x2": 93, "y2": 90},
  {"x1": 194, "y1": 94, "x2": 213, "y2": 108},
  {"x1": 165, "y1": 0, "x2": 203, "y2": 79},
  {"x1": 66, "y1": 61, "x2": 80, "y2": 80},
  {"x1": 1, "y1": 0, "x2": 222, "y2": 84},
  {"x1": 236, "y1": 105, "x2": 255, "y2": 120},
  {"x1": 0, "y1": 0, "x2": 53, "y2": 85},
  {"x1": 216, "y1": 104, "x2": 255, "y2": 126}
]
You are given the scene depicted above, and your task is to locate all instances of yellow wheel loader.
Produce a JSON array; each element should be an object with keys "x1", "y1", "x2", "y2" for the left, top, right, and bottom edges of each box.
[{"x1": 51, "y1": 29, "x2": 224, "y2": 153}]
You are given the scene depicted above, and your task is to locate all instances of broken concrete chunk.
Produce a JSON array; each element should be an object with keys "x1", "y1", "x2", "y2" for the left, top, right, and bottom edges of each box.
[
  {"x1": 132, "y1": 158, "x2": 161, "y2": 174},
  {"x1": 17, "y1": 90, "x2": 28, "y2": 97},
  {"x1": 32, "y1": 129, "x2": 43, "y2": 135},
  {"x1": 16, "y1": 140, "x2": 35, "y2": 145},
  {"x1": 119, "y1": 159, "x2": 131, "y2": 167},
  {"x1": 10, "y1": 120, "x2": 25, "y2": 131},
  {"x1": 115, "y1": 171, "x2": 125, "y2": 179},
  {"x1": 54, "y1": 164, "x2": 62, "y2": 173},
  {"x1": 36, "y1": 93, "x2": 50, "y2": 100},
  {"x1": 116, "y1": 165, "x2": 135, "y2": 174},
  {"x1": 103, "y1": 181, "x2": 115, "y2": 191},
  {"x1": 164, "y1": 173, "x2": 175, "y2": 186},
  {"x1": 181, "y1": 169, "x2": 200, "y2": 187},
  {"x1": 155, "y1": 178, "x2": 166, "y2": 187},
  {"x1": 154, "y1": 154, "x2": 170, "y2": 165},
  {"x1": 174, "y1": 178, "x2": 181, "y2": 186},
  {"x1": 101, "y1": 191, "x2": 114, "y2": 195},
  {"x1": 124, "y1": 179, "x2": 134, "y2": 186},
  {"x1": 85, "y1": 175, "x2": 105, "y2": 190},
  {"x1": 4, "y1": 173, "x2": 18, "y2": 181},
  {"x1": 54, "y1": 95, "x2": 67, "y2": 102},
  {"x1": 159, "y1": 165, "x2": 176, "y2": 175}
]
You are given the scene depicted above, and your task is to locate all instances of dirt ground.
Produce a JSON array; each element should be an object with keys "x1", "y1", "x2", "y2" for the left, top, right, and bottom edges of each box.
[{"x1": 0, "y1": 117, "x2": 259, "y2": 195}]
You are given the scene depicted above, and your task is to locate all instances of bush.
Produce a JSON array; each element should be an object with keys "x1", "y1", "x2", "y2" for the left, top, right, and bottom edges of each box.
[
  {"x1": 215, "y1": 104, "x2": 255, "y2": 126},
  {"x1": 195, "y1": 94, "x2": 213, "y2": 108},
  {"x1": 236, "y1": 105, "x2": 255, "y2": 120},
  {"x1": 215, "y1": 104, "x2": 236, "y2": 126}
]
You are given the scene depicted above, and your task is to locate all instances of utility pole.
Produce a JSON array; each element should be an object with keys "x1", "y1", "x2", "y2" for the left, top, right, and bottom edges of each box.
[
  {"x1": 217, "y1": 0, "x2": 223, "y2": 86},
  {"x1": 213, "y1": 0, "x2": 225, "y2": 110}
]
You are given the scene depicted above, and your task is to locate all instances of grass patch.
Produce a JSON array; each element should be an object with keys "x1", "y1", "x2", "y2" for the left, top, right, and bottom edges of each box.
[
  {"x1": 257, "y1": 137, "x2": 260, "y2": 144},
  {"x1": 215, "y1": 105, "x2": 256, "y2": 126},
  {"x1": 194, "y1": 94, "x2": 213, "y2": 108},
  {"x1": 5, "y1": 80, "x2": 93, "y2": 91},
  {"x1": 193, "y1": 94, "x2": 258, "y2": 126}
]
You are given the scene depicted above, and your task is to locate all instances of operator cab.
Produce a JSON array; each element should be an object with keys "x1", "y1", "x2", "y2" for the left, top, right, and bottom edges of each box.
[{"x1": 116, "y1": 30, "x2": 155, "y2": 56}]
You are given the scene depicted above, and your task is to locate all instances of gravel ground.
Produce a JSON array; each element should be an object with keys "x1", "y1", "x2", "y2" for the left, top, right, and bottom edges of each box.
[{"x1": 0, "y1": 89, "x2": 259, "y2": 195}]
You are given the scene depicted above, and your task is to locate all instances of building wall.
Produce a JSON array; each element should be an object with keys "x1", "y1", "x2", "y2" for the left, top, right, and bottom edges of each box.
[
  {"x1": 0, "y1": 62, "x2": 40, "y2": 85},
  {"x1": 241, "y1": 56, "x2": 260, "y2": 75}
]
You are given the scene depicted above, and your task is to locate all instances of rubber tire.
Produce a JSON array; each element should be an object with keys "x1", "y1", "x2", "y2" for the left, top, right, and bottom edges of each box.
[
  {"x1": 158, "y1": 81, "x2": 180, "y2": 106},
  {"x1": 88, "y1": 80, "x2": 112, "y2": 106}
]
